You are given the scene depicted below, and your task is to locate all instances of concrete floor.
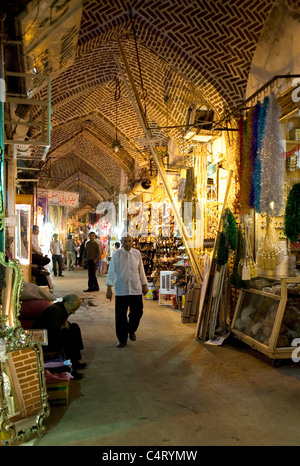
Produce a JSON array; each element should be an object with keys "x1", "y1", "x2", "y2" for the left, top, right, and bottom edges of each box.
[{"x1": 29, "y1": 267, "x2": 300, "y2": 446}]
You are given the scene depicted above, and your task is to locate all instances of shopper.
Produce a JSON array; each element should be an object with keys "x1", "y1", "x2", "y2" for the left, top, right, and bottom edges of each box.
[
  {"x1": 31, "y1": 225, "x2": 50, "y2": 267},
  {"x1": 79, "y1": 237, "x2": 87, "y2": 268},
  {"x1": 31, "y1": 225, "x2": 51, "y2": 286},
  {"x1": 50, "y1": 233, "x2": 64, "y2": 277},
  {"x1": 32, "y1": 294, "x2": 86, "y2": 379},
  {"x1": 113, "y1": 241, "x2": 120, "y2": 253},
  {"x1": 65, "y1": 234, "x2": 77, "y2": 271},
  {"x1": 82, "y1": 231, "x2": 102, "y2": 292},
  {"x1": 74, "y1": 235, "x2": 81, "y2": 266},
  {"x1": 106, "y1": 232, "x2": 148, "y2": 348}
]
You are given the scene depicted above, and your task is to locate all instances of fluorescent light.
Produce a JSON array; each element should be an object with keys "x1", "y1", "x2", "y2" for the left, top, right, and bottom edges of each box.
[
  {"x1": 191, "y1": 134, "x2": 213, "y2": 142},
  {"x1": 183, "y1": 130, "x2": 196, "y2": 140}
]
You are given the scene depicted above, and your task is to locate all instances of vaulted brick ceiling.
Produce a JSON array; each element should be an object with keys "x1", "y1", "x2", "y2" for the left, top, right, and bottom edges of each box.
[{"x1": 8, "y1": 0, "x2": 279, "y2": 217}]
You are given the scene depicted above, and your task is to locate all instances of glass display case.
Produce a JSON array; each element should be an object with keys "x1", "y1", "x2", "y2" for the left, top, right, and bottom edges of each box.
[{"x1": 231, "y1": 276, "x2": 300, "y2": 360}]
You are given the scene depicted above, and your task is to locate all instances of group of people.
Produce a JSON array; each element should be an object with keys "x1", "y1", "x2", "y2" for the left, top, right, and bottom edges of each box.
[
  {"x1": 30, "y1": 232, "x2": 149, "y2": 381},
  {"x1": 31, "y1": 227, "x2": 106, "y2": 288}
]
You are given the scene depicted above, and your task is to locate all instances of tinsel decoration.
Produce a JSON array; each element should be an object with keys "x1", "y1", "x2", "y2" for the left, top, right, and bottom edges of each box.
[
  {"x1": 216, "y1": 231, "x2": 229, "y2": 265},
  {"x1": 249, "y1": 103, "x2": 260, "y2": 208},
  {"x1": 240, "y1": 107, "x2": 253, "y2": 214},
  {"x1": 237, "y1": 116, "x2": 244, "y2": 187},
  {"x1": 284, "y1": 183, "x2": 300, "y2": 241},
  {"x1": 253, "y1": 97, "x2": 268, "y2": 212},
  {"x1": 222, "y1": 208, "x2": 237, "y2": 250},
  {"x1": 255, "y1": 93, "x2": 285, "y2": 216}
]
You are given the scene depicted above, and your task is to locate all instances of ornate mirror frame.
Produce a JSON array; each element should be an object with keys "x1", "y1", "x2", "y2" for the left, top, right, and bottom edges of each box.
[{"x1": 0, "y1": 252, "x2": 49, "y2": 445}]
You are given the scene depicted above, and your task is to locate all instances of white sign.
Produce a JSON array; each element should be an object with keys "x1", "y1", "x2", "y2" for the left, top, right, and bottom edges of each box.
[{"x1": 38, "y1": 188, "x2": 79, "y2": 207}]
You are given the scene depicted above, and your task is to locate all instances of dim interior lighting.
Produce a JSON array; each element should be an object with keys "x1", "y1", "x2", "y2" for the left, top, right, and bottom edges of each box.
[{"x1": 112, "y1": 139, "x2": 122, "y2": 152}]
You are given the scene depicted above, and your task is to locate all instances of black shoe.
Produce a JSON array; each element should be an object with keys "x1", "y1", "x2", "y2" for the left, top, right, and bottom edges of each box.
[
  {"x1": 83, "y1": 289, "x2": 93, "y2": 292},
  {"x1": 74, "y1": 362, "x2": 87, "y2": 370},
  {"x1": 117, "y1": 342, "x2": 126, "y2": 348},
  {"x1": 129, "y1": 333, "x2": 136, "y2": 341},
  {"x1": 59, "y1": 274, "x2": 64, "y2": 277},
  {"x1": 72, "y1": 371, "x2": 84, "y2": 380}
]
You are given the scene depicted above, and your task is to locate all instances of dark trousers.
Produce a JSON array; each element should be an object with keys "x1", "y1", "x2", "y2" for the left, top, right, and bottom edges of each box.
[
  {"x1": 52, "y1": 254, "x2": 63, "y2": 276},
  {"x1": 32, "y1": 253, "x2": 50, "y2": 267},
  {"x1": 115, "y1": 295, "x2": 143, "y2": 344},
  {"x1": 87, "y1": 259, "x2": 99, "y2": 290},
  {"x1": 61, "y1": 323, "x2": 84, "y2": 364},
  {"x1": 45, "y1": 323, "x2": 84, "y2": 364}
]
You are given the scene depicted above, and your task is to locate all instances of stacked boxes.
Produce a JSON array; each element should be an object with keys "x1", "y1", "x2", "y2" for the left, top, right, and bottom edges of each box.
[{"x1": 46, "y1": 380, "x2": 69, "y2": 407}]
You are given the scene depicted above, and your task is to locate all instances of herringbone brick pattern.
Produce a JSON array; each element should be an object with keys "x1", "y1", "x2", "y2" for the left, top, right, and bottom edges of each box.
[{"x1": 30, "y1": 0, "x2": 276, "y2": 215}]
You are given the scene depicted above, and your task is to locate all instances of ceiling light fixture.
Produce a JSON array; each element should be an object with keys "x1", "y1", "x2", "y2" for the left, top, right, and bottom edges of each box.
[{"x1": 112, "y1": 78, "x2": 123, "y2": 153}]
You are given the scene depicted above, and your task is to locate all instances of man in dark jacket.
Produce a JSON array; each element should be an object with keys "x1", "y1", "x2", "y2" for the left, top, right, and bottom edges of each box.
[
  {"x1": 82, "y1": 231, "x2": 102, "y2": 292},
  {"x1": 32, "y1": 294, "x2": 86, "y2": 379}
]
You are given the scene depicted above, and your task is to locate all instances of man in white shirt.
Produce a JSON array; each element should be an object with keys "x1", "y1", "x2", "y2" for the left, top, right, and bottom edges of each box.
[
  {"x1": 106, "y1": 233, "x2": 148, "y2": 348},
  {"x1": 32, "y1": 225, "x2": 50, "y2": 266},
  {"x1": 50, "y1": 233, "x2": 64, "y2": 277}
]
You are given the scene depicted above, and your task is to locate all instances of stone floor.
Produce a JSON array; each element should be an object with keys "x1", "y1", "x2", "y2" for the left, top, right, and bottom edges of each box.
[{"x1": 26, "y1": 268, "x2": 300, "y2": 446}]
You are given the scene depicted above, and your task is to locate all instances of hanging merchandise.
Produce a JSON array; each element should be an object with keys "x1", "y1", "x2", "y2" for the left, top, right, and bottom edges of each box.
[
  {"x1": 238, "y1": 221, "x2": 257, "y2": 281},
  {"x1": 254, "y1": 94, "x2": 285, "y2": 216},
  {"x1": 249, "y1": 103, "x2": 260, "y2": 208},
  {"x1": 184, "y1": 167, "x2": 196, "y2": 202},
  {"x1": 239, "y1": 107, "x2": 253, "y2": 214},
  {"x1": 222, "y1": 208, "x2": 237, "y2": 251},
  {"x1": 284, "y1": 183, "x2": 300, "y2": 242},
  {"x1": 252, "y1": 97, "x2": 268, "y2": 212},
  {"x1": 216, "y1": 232, "x2": 228, "y2": 265},
  {"x1": 230, "y1": 227, "x2": 248, "y2": 289},
  {"x1": 236, "y1": 116, "x2": 244, "y2": 212},
  {"x1": 216, "y1": 208, "x2": 237, "y2": 266},
  {"x1": 257, "y1": 217, "x2": 284, "y2": 274}
]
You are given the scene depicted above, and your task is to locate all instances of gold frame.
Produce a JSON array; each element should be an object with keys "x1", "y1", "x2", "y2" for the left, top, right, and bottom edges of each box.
[{"x1": 0, "y1": 252, "x2": 49, "y2": 445}]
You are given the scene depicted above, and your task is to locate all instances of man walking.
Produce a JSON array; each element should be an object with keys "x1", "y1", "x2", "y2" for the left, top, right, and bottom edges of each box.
[
  {"x1": 50, "y1": 233, "x2": 64, "y2": 277},
  {"x1": 106, "y1": 232, "x2": 148, "y2": 348},
  {"x1": 82, "y1": 231, "x2": 102, "y2": 292},
  {"x1": 65, "y1": 234, "x2": 77, "y2": 271}
]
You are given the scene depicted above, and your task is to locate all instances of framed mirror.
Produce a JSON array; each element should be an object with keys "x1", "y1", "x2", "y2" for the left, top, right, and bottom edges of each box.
[{"x1": 0, "y1": 252, "x2": 49, "y2": 446}]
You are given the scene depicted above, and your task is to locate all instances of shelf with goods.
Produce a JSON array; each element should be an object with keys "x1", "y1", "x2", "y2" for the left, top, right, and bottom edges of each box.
[
  {"x1": 132, "y1": 234, "x2": 192, "y2": 306},
  {"x1": 231, "y1": 276, "x2": 300, "y2": 361}
]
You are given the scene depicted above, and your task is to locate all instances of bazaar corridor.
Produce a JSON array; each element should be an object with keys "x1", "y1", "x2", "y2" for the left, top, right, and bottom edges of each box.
[{"x1": 25, "y1": 268, "x2": 300, "y2": 447}]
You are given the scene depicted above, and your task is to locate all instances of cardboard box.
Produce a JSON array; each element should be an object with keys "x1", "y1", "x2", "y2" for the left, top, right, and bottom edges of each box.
[{"x1": 46, "y1": 381, "x2": 69, "y2": 407}]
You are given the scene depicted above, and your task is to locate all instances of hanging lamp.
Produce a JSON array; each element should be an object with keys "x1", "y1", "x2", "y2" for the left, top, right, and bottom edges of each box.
[{"x1": 112, "y1": 78, "x2": 123, "y2": 152}]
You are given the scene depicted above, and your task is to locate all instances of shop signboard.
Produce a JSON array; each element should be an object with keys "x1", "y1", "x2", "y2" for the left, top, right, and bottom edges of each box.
[{"x1": 37, "y1": 188, "x2": 79, "y2": 207}]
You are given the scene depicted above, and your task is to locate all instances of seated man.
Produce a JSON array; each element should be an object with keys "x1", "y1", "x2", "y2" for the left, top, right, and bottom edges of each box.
[
  {"x1": 32, "y1": 294, "x2": 86, "y2": 379},
  {"x1": 31, "y1": 225, "x2": 50, "y2": 266},
  {"x1": 31, "y1": 225, "x2": 51, "y2": 286}
]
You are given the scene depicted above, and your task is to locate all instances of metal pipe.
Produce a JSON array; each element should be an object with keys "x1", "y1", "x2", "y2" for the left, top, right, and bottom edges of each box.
[
  {"x1": 116, "y1": 40, "x2": 203, "y2": 281},
  {"x1": 0, "y1": 33, "x2": 5, "y2": 252}
]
